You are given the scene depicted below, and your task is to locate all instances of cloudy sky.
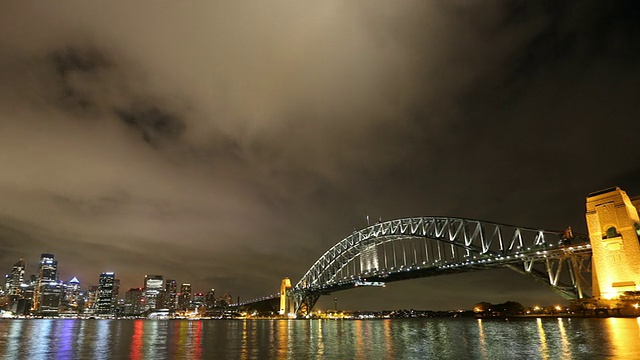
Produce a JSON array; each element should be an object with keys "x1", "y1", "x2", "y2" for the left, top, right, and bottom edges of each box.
[{"x1": 1, "y1": 1, "x2": 639, "y2": 310}]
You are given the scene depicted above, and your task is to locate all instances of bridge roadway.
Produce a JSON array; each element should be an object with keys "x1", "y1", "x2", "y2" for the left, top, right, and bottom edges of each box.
[{"x1": 234, "y1": 217, "x2": 593, "y2": 314}]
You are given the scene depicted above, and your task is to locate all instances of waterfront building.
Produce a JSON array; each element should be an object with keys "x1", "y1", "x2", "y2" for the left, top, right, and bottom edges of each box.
[
  {"x1": 165, "y1": 279, "x2": 177, "y2": 311},
  {"x1": 143, "y1": 275, "x2": 164, "y2": 311},
  {"x1": 15, "y1": 275, "x2": 36, "y2": 315},
  {"x1": 85, "y1": 285, "x2": 99, "y2": 313},
  {"x1": 96, "y1": 272, "x2": 116, "y2": 315},
  {"x1": 34, "y1": 253, "x2": 62, "y2": 315},
  {"x1": 61, "y1": 277, "x2": 81, "y2": 314},
  {"x1": 124, "y1": 288, "x2": 144, "y2": 316},
  {"x1": 178, "y1": 283, "x2": 191, "y2": 311},
  {"x1": 6, "y1": 258, "x2": 25, "y2": 311},
  {"x1": 7, "y1": 258, "x2": 25, "y2": 297},
  {"x1": 113, "y1": 278, "x2": 120, "y2": 300},
  {"x1": 192, "y1": 292, "x2": 204, "y2": 310},
  {"x1": 205, "y1": 289, "x2": 215, "y2": 309}
]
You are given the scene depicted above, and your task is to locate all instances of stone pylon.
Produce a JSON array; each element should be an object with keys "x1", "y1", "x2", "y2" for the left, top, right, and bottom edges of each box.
[{"x1": 586, "y1": 187, "x2": 640, "y2": 299}]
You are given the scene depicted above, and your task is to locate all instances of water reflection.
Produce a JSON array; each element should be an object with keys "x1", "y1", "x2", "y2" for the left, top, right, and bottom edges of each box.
[
  {"x1": 3, "y1": 320, "x2": 23, "y2": 359},
  {"x1": 557, "y1": 318, "x2": 572, "y2": 359},
  {"x1": 129, "y1": 320, "x2": 144, "y2": 360},
  {"x1": 28, "y1": 318, "x2": 53, "y2": 358},
  {"x1": 276, "y1": 320, "x2": 289, "y2": 359},
  {"x1": 606, "y1": 317, "x2": 640, "y2": 359},
  {"x1": 477, "y1": 319, "x2": 487, "y2": 358},
  {"x1": 4, "y1": 318, "x2": 640, "y2": 359},
  {"x1": 383, "y1": 319, "x2": 394, "y2": 359},
  {"x1": 536, "y1": 318, "x2": 548, "y2": 360},
  {"x1": 54, "y1": 320, "x2": 75, "y2": 360}
]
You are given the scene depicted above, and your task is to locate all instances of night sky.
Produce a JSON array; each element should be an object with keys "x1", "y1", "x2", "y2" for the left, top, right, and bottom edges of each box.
[{"x1": 1, "y1": 1, "x2": 639, "y2": 311}]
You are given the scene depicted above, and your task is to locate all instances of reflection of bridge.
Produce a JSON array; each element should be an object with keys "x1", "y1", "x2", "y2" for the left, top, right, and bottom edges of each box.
[{"x1": 237, "y1": 216, "x2": 593, "y2": 315}]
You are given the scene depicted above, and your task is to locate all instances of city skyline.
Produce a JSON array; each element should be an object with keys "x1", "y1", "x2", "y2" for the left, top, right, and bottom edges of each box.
[
  {"x1": 2, "y1": 253, "x2": 222, "y2": 299},
  {"x1": 2, "y1": 252, "x2": 228, "y2": 317},
  {"x1": 1, "y1": 2, "x2": 639, "y2": 310}
]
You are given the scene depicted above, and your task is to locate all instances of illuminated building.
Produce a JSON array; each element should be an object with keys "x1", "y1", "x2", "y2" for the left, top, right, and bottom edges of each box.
[
  {"x1": 34, "y1": 253, "x2": 62, "y2": 315},
  {"x1": 586, "y1": 187, "x2": 640, "y2": 299},
  {"x1": 113, "y1": 278, "x2": 120, "y2": 300},
  {"x1": 165, "y1": 279, "x2": 177, "y2": 311},
  {"x1": 124, "y1": 288, "x2": 144, "y2": 316},
  {"x1": 7, "y1": 258, "x2": 25, "y2": 297},
  {"x1": 192, "y1": 292, "x2": 204, "y2": 308},
  {"x1": 205, "y1": 289, "x2": 215, "y2": 309},
  {"x1": 6, "y1": 258, "x2": 25, "y2": 311},
  {"x1": 96, "y1": 272, "x2": 115, "y2": 315},
  {"x1": 85, "y1": 285, "x2": 99, "y2": 313},
  {"x1": 178, "y1": 283, "x2": 191, "y2": 311},
  {"x1": 143, "y1": 275, "x2": 164, "y2": 311},
  {"x1": 61, "y1": 277, "x2": 81, "y2": 313}
]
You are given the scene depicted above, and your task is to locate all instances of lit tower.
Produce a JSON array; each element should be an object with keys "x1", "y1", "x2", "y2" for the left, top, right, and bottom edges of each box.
[
  {"x1": 34, "y1": 253, "x2": 62, "y2": 315},
  {"x1": 8, "y1": 258, "x2": 25, "y2": 296},
  {"x1": 96, "y1": 272, "x2": 116, "y2": 315},
  {"x1": 64, "y1": 277, "x2": 81, "y2": 313},
  {"x1": 586, "y1": 187, "x2": 640, "y2": 299},
  {"x1": 124, "y1": 288, "x2": 144, "y2": 316},
  {"x1": 143, "y1": 275, "x2": 164, "y2": 311},
  {"x1": 6, "y1": 258, "x2": 25, "y2": 312},
  {"x1": 205, "y1": 289, "x2": 216, "y2": 309},
  {"x1": 179, "y1": 283, "x2": 191, "y2": 311},
  {"x1": 165, "y1": 279, "x2": 177, "y2": 312}
]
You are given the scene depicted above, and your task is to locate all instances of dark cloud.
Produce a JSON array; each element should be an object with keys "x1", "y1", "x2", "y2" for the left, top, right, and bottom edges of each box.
[
  {"x1": 0, "y1": 1, "x2": 639, "y2": 310},
  {"x1": 115, "y1": 106, "x2": 186, "y2": 147}
]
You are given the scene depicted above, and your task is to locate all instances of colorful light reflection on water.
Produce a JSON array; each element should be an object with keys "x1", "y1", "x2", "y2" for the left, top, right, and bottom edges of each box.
[{"x1": 1, "y1": 318, "x2": 640, "y2": 359}]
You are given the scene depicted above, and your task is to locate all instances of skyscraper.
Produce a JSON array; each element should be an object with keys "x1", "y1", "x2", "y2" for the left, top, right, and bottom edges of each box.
[
  {"x1": 85, "y1": 285, "x2": 99, "y2": 313},
  {"x1": 62, "y1": 277, "x2": 81, "y2": 314},
  {"x1": 96, "y1": 272, "x2": 115, "y2": 315},
  {"x1": 143, "y1": 275, "x2": 163, "y2": 311},
  {"x1": 34, "y1": 253, "x2": 62, "y2": 315},
  {"x1": 178, "y1": 283, "x2": 191, "y2": 311},
  {"x1": 124, "y1": 288, "x2": 144, "y2": 316},
  {"x1": 205, "y1": 289, "x2": 216, "y2": 309},
  {"x1": 165, "y1": 279, "x2": 177, "y2": 312},
  {"x1": 8, "y1": 258, "x2": 25, "y2": 297}
]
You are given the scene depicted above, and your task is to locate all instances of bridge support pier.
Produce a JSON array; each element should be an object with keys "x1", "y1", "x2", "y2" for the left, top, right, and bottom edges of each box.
[{"x1": 279, "y1": 278, "x2": 291, "y2": 315}]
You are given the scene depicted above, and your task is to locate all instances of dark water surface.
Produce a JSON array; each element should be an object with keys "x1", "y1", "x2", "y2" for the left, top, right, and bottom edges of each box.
[{"x1": 1, "y1": 317, "x2": 640, "y2": 359}]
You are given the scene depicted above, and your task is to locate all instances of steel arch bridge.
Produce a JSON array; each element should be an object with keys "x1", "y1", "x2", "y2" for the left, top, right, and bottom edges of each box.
[{"x1": 289, "y1": 217, "x2": 592, "y2": 315}]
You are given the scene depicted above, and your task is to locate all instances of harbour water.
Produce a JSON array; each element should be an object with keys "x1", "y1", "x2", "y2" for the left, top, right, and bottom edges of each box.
[{"x1": 1, "y1": 317, "x2": 640, "y2": 359}]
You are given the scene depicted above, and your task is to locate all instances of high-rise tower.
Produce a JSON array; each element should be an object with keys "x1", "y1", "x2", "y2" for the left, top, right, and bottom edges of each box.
[
  {"x1": 96, "y1": 272, "x2": 116, "y2": 315},
  {"x1": 586, "y1": 187, "x2": 640, "y2": 299},
  {"x1": 143, "y1": 275, "x2": 164, "y2": 311},
  {"x1": 8, "y1": 258, "x2": 25, "y2": 297},
  {"x1": 165, "y1": 279, "x2": 177, "y2": 311},
  {"x1": 179, "y1": 283, "x2": 191, "y2": 311},
  {"x1": 34, "y1": 253, "x2": 62, "y2": 314}
]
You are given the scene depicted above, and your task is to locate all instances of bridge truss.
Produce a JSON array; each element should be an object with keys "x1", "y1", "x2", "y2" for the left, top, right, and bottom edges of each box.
[{"x1": 291, "y1": 217, "x2": 592, "y2": 315}]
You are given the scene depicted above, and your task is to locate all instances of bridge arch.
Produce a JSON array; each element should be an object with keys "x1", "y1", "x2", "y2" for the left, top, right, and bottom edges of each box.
[{"x1": 291, "y1": 217, "x2": 591, "y2": 314}]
